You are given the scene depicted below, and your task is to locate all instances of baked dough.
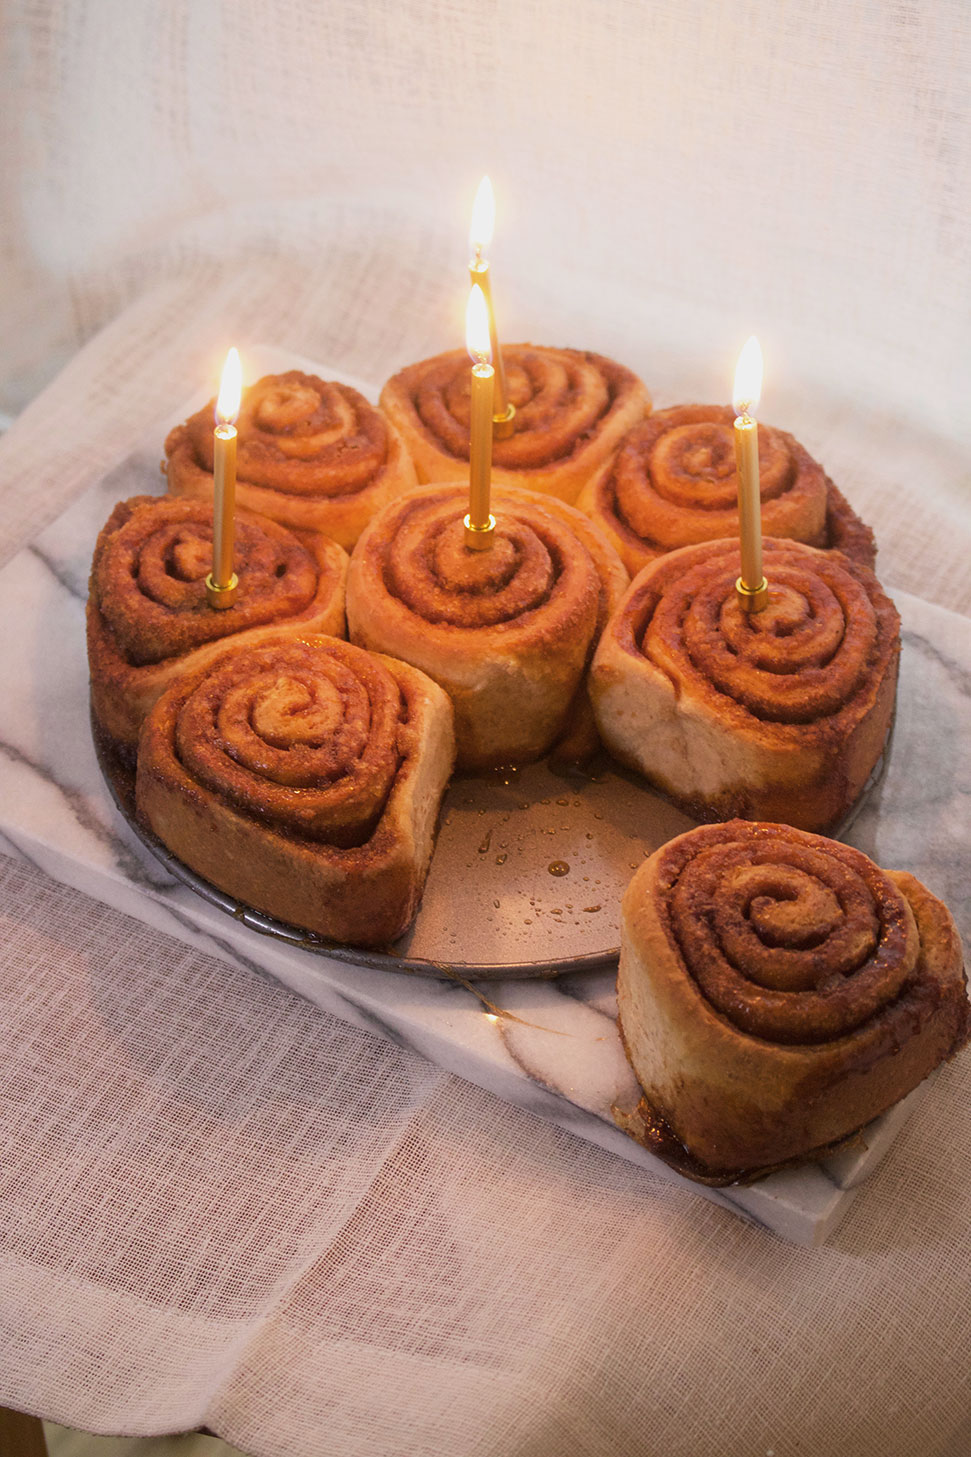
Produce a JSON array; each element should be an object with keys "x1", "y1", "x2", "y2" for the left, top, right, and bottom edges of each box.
[
  {"x1": 88, "y1": 495, "x2": 347, "y2": 756},
  {"x1": 165, "y1": 371, "x2": 417, "y2": 549},
  {"x1": 136, "y1": 635, "x2": 455, "y2": 947},
  {"x1": 380, "y1": 345, "x2": 649, "y2": 504},
  {"x1": 618, "y1": 821, "x2": 970, "y2": 1177},
  {"x1": 346, "y1": 484, "x2": 628, "y2": 769},
  {"x1": 577, "y1": 405, "x2": 875, "y2": 576},
  {"x1": 590, "y1": 538, "x2": 898, "y2": 833}
]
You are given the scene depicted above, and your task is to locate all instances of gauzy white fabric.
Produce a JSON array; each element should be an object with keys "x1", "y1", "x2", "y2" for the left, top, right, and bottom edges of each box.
[{"x1": 0, "y1": 3, "x2": 970, "y2": 1455}]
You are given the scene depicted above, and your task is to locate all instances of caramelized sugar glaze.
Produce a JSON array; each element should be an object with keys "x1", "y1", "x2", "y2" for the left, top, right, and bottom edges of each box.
[
  {"x1": 87, "y1": 495, "x2": 347, "y2": 753},
  {"x1": 166, "y1": 639, "x2": 405, "y2": 847},
  {"x1": 591, "y1": 538, "x2": 898, "y2": 832},
  {"x1": 578, "y1": 405, "x2": 875, "y2": 575},
  {"x1": 136, "y1": 636, "x2": 455, "y2": 946},
  {"x1": 618, "y1": 821, "x2": 970, "y2": 1176},
  {"x1": 347, "y1": 484, "x2": 628, "y2": 768},
  {"x1": 663, "y1": 827, "x2": 922, "y2": 1048},
  {"x1": 165, "y1": 372, "x2": 416, "y2": 548},
  {"x1": 380, "y1": 346, "x2": 650, "y2": 503}
]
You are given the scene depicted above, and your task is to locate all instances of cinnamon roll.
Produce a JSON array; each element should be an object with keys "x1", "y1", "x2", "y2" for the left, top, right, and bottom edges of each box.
[
  {"x1": 380, "y1": 346, "x2": 650, "y2": 504},
  {"x1": 617, "y1": 821, "x2": 970, "y2": 1178},
  {"x1": 165, "y1": 372, "x2": 417, "y2": 549},
  {"x1": 136, "y1": 636, "x2": 455, "y2": 947},
  {"x1": 590, "y1": 538, "x2": 899, "y2": 833},
  {"x1": 88, "y1": 495, "x2": 347, "y2": 756},
  {"x1": 577, "y1": 406, "x2": 875, "y2": 575},
  {"x1": 346, "y1": 484, "x2": 629, "y2": 769}
]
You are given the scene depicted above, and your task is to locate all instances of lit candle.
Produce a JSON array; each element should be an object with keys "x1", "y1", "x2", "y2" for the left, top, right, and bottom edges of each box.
[
  {"x1": 206, "y1": 347, "x2": 243, "y2": 610},
  {"x1": 464, "y1": 283, "x2": 496, "y2": 551},
  {"x1": 468, "y1": 175, "x2": 515, "y2": 438},
  {"x1": 732, "y1": 336, "x2": 769, "y2": 614}
]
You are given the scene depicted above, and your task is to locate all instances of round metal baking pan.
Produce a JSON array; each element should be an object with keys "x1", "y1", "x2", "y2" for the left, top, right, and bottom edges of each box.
[{"x1": 96, "y1": 720, "x2": 891, "y2": 981}]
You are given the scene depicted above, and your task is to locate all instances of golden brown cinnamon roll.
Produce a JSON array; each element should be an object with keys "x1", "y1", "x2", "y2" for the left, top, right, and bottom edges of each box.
[
  {"x1": 380, "y1": 346, "x2": 650, "y2": 504},
  {"x1": 88, "y1": 495, "x2": 347, "y2": 756},
  {"x1": 590, "y1": 538, "x2": 898, "y2": 833},
  {"x1": 618, "y1": 821, "x2": 970, "y2": 1178},
  {"x1": 136, "y1": 636, "x2": 455, "y2": 946},
  {"x1": 577, "y1": 406, "x2": 875, "y2": 575},
  {"x1": 346, "y1": 484, "x2": 628, "y2": 769},
  {"x1": 165, "y1": 372, "x2": 417, "y2": 549}
]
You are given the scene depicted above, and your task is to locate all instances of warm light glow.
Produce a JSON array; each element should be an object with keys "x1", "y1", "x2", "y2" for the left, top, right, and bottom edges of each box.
[
  {"x1": 466, "y1": 284, "x2": 492, "y2": 364},
  {"x1": 733, "y1": 335, "x2": 762, "y2": 418},
  {"x1": 215, "y1": 347, "x2": 242, "y2": 425},
  {"x1": 469, "y1": 175, "x2": 495, "y2": 256}
]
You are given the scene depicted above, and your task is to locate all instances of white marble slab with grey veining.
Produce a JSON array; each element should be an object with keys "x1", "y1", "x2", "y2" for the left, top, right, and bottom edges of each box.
[{"x1": 0, "y1": 349, "x2": 967, "y2": 1246}]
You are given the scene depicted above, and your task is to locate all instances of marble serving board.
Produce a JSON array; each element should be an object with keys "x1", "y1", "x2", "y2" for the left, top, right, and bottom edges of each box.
[{"x1": 1, "y1": 349, "x2": 968, "y2": 1245}]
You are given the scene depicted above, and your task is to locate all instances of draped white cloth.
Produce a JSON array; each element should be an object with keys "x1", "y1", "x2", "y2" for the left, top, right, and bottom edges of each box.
[{"x1": 1, "y1": 3, "x2": 970, "y2": 1454}]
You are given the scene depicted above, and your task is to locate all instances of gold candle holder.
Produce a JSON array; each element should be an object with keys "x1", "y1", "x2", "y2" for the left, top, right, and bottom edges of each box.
[
  {"x1": 732, "y1": 336, "x2": 769, "y2": 615},
  {"x1": 464, "y1": 512, "x2": 497, "y2": 550}
]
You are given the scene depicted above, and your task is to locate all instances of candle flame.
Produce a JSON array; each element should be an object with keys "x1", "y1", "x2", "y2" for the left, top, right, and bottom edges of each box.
[
  {"x1": 733, "y1": 336, "x2": 762, "y2": 418},
  {"x1": 466, "y1": 284, "x2": 492, "y2": 364},
  {"x1": 469, "y1": 175, "x2": 495, "y2": 256},
  {"x1": 216, "y1": 347, "x2": 242, "y2": 426}
]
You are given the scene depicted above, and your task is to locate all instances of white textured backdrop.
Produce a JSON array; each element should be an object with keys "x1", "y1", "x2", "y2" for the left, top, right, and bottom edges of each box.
[{"x1": 3, "y1": 1, "x2": 970, "y2": 435}]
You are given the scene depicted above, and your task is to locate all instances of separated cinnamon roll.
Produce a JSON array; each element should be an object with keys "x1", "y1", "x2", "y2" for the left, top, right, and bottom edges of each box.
[
  {"x1": 136, "y1": 636, "x2": 455, "y2": 946},
  {"x1": 346, "y1": 484, "x2": 629, "y2": 769},
  {"x1": 577, "y1": 406, "x2": 875, "y2": 575},
  {"x1": 617, "y1": 821, "x2": 970, "y2": 1178},
  {"x1": 380, "y1": 346, "x2": 650, "y2": 504},
  {"x1": 165, "y1": 372, "x2": 417, "y2": 549},
  {"x1": 88, "y1": 495, "x2": 347, "y2": 756},
  {"x1": 590, "y1": 539, "x2": 898, "y2": 833}
]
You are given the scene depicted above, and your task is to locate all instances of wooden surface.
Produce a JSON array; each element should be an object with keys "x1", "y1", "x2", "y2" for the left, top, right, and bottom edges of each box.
[{"x1": 0, "y1": 1405, "x2": 48, "y2": 1457}]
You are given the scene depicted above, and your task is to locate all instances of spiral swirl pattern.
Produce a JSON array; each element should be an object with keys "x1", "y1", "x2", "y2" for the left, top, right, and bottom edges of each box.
[
  {"x1": 380, "y1": 347, "x2": 649, "y2": 503},
  {"x1": 378, "y1": 490, "x2": 599, "y2": 631},
  {"x1": 174, "y1": 373, "x2": 390, "y2": 496},
  {"x1": 171, "y1": 638, "x2": 402, "y2": 848},
  {"x1": 92, "y1": 497, "x2": 320, "y2": 666},
  {"x1": 419, "y1": 347, "x2": 628, "y2": 468},
  {"x1": 164, "y1": 371, "x2": 417, "y2": 550},
  {"x1": 634, "y1": 540, "x2": 892, "y2": 725},
  {"x1": 617, "y1": 407, "x2": 804, "y2": 532},
  {"x1": 580, "y1": 405, "x2": 875, "y2": 573},
  {"x1": 591, "y1": 536, "x2": 899, "y2": 830},
  {"x1": 135, "y1": 635, "x2": 455, "y2": 946},
  {"x1": 618, "y1": 821, "x2": 968, "y2": 1176},
  {"x1": 660, "y1": 823, "x2": 917, "y2": 1045},
  {"x1": 347, "y1": 485, "x2": 626, "y2": 767}
]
